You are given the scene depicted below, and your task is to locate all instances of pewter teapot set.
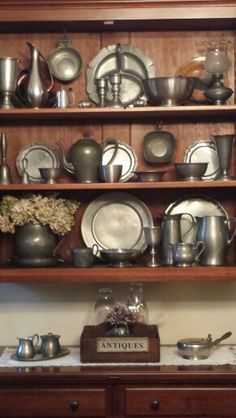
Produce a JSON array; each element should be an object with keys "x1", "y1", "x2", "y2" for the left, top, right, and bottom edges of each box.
[
  {"x1": 16, "y1": 332, "x2": 61, "y2": 359},
  {"x1": 161, "y1": 213, "x2": 236, "y2": 267}
]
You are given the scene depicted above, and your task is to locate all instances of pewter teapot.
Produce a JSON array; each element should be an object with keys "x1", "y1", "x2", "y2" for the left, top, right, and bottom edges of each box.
[{"x1": 57, "y1": 134, "x2": 118, "y2": 183}]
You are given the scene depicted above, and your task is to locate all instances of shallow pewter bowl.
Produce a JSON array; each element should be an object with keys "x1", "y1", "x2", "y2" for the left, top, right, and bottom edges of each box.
[
  {"x1": 134, "y1": 171, "x2": 165, "y2": 182},
  {"x1": 143, "y1": 76, "x2": 197, "y2": 106},
  {"x1": 100, "y1": 249, "x2": 140, "y2": 267},
  {"x1": 39, "y1": 167, "x2": 62, "y2": 184},
  {"x1": 175, "y1": 163, "x2": 208, "y2": 181}
]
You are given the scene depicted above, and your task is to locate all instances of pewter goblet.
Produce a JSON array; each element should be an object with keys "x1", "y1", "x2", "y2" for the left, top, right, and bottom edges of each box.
[
  {"x1": 143, "y1": 226, "x2": 162, "y2": 267},
  {"x1": 213, "y1": 134, "x2": 235, "y2": 181},
  {"x1": 0, "y1": 57, "x2": 19, "y2": 109}
]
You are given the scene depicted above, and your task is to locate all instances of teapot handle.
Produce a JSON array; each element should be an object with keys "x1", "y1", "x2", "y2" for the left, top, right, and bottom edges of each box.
[
  {"x1": 102, "y1": 137, "x2": 119, "y2": 165},
  {"x1": 227, "y1": 217, "x2": 236, "y2": 245}
]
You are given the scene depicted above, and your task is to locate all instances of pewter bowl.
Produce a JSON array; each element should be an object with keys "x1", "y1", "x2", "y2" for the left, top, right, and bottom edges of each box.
[
  {"x1": 134, "y1": 171, "x2": 165, "y2": 182},
  {"x1": 143, "y1": 76, "x2": 197, "y2": 106},
  {"x1": 100, "y1": 248, "x2": 140, "y2": 267},
  {"x1": 39, "y1": 167, "x2": 62, "y2": 184},
  {"x1": 175, "y1": 163, "x2": 208, "y2": 181}
]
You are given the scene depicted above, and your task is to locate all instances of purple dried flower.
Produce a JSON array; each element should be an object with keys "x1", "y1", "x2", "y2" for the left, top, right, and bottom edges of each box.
[{"x1": 106, "y1": 304, "x2": 134, "y2": 326}]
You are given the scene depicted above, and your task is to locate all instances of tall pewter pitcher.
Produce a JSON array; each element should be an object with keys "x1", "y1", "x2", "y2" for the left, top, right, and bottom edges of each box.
[
  {"x1": 162, "y1": 213, "x2": 195, "y2": 265},
  {"x1": 196, "y1": 215, "x2": 236, "y2": 265},
  {"x1": 25, "y1": 42, "x2": 53, "y2": 108}
]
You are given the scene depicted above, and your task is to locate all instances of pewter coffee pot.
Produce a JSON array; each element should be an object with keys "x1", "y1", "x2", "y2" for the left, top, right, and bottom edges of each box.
[
  {"x1": 16, "y1": 333, "x2": 39, "y2": 359},
  {"x1": 162, "y1": 213, "x2": 195, "y2": 265},
  {"x1": 25, "y1": 42, "x2": 53, "y2": 108},
  {"x1": 196, "y1": 215, "x2": 236, "y2": 266},
  {"x1": 57, "y1": 135, "x2": 118, "y2": 183}
]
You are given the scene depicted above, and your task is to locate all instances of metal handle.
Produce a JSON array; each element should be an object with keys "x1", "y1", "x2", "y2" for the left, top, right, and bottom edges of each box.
[
  {"x1": 70, "y1": 400, "x2": 79, "y2": 411},
  {"x1": 150, "y1": 400, "x2": 160, "y2": 410}
]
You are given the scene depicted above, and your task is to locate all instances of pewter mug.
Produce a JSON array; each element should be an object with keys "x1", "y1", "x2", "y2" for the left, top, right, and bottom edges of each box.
[
  {"x1": 162, "y1": 213, "x2": 195, "y2": 265},
  {"x1": 40, "y1": 332, "x2": 61, "y2": 357},
  {"x1": 196, "y1": 215, "x2": 236, "y2": 265},
  {"x1": 170, "y1": 241, "x2": 205, "y2": 267},
  {"x1": 16, "y1": 333, "x2": 39, "y2": 359}
]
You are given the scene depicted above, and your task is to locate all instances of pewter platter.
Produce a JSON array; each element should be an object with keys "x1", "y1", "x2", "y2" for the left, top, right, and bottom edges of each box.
[
  {"x1": 102, "y1": 142, "x2": 138, "y2": 182},
  {"x1": 16, "y1": 143, "x2": 60, "y2": 183},
  {"x1": 81, "y1": 192, "x2": 153, "y2": 256},
  {"x1": 11, "y1": 347, "x2": 70, "y2": 362},
  {"x1": 86, "y1": 43, "x2": 155, "y2": 106},
  {"x1": 184, "y1": 140, "x2": 220, "y2": 180},
  {"x1": 165, "y1": 195, "x2": 228, "y2": 242}
]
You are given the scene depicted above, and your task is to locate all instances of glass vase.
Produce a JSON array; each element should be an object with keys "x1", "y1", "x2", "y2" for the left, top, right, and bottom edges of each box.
[
  {"x1": 127, "y1": 283, "x2": 148, "y2": 324},
  {"x1": 94, "y1": 288, "x2": 115, "y2": 325}
]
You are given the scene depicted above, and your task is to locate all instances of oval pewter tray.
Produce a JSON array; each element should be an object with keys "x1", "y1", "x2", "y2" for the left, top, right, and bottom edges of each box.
[
  {"x1": 11, "y1": 347, "x2": 70, "y2": 362},
  {"x1": 86, "y1": 43, "x2": 155, "y2": 106}
]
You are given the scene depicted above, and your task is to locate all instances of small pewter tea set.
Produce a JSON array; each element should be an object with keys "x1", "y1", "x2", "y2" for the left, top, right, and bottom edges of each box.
[{"x1": 12, "y1": 332, "x2": 70, "y2": 361}]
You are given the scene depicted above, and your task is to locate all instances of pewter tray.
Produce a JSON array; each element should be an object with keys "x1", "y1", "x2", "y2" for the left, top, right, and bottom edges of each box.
[{"x1": 11, "y1": 347, "x2": 70, "y2": 362}]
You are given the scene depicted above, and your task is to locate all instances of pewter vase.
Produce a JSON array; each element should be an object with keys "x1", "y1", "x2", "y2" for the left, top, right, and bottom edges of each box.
[
  {"x1": 196, "y1": 215, "x2": 236, "y2": 265},
  {"x1": 15, "y1": 223, "x2": 57, "y2": 261},
  {"x1": 25, "y1": 42, "x2": 53, "y2": 108},
  {"x1": 162, "y1": 213, "x2": 195, "y2": 265}
]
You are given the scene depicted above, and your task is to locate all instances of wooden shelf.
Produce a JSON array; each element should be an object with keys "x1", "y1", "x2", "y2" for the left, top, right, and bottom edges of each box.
[
  {"x1": 0, "y1": 181, "x2": 236, "y2": 191},
  {"x1": 0, "y1": 105, "x2": 235, "y2": 122},
  {"x1": 1, "y1": 265, "x2": 236, "y2": 283}
]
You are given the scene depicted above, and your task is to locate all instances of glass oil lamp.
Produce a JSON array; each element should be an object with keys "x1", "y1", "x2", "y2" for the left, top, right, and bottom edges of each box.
[{"x1": 203, "y1": 40, "x2": 233, "y2": 105}]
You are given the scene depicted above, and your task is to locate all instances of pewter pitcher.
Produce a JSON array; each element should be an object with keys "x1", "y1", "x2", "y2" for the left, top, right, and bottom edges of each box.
[
  {"x1": 25, "y1": 42, "x2": 53, "y2": 108},
  {"x1": 196, "y1": 215, "x2": 236, "y2": 265},
  {"x1": 16, "y1": 333, "x2": 39, "y2": 359},
  {"x1": 162, "y1": 213, "x2": 195, "y2": 265}
]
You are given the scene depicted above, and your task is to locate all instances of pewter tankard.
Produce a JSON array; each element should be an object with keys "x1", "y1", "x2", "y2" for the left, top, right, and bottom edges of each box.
[
  {"x1": 196, "y1": 215, "x2": 236, "y2": 265},
  {"x1": 162, "y1": 213, "x2": 195, "y2": 265}
]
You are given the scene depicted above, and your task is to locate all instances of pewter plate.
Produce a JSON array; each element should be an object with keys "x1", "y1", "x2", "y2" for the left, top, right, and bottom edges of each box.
[
  {"x1": 86, "y1": 43, "x2": 155, "y2": 106},
  {"x1": 11, "y1": 347, "x2": 70, "y2": 362},
  {"x1": 16, "y1": 143, "x2": 60, "y2": 183},
  {"x1": 165, "y1": 195, "x2": 228, "y2": 242},
  {"x1": 184, "y1": 140, "x2": 220, "y2": 180},
  {"x1": 81, "y1": 192, "x2": 153, "y2": 256},
  {"x1": 102, "y1": 142, "x2": 138, "y2": 182}
]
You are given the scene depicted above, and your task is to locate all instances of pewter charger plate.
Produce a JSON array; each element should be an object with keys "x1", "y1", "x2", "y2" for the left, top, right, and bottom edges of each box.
[
  {"x1": 184, "y1": 140, "x2": 220, "y2": 181},
  {"x1": 16, "y1": 143, "x2": 60, "y2": 183},
  {"x1": 102, "y1": 142, "x2": 138, "y2": 182},
  {"x1": 86, "y1": 43, "x2": 155, "y2": 106},
  {"x1": 166, "y1": 195, "x2": 228, "y2": 242},
  {"x1": 81, "y1": 192, "x2": 153, "y2": 256}
]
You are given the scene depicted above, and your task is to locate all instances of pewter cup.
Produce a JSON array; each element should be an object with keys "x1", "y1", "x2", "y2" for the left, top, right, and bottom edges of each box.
[
  {"x1": 196, "y1": 215, "x2": 236, "y2": 265},
  {"x1": 100, "y1": 164, "x2": 122, "y2": 183},
  {"x1": 0, "y1": 57, "x2": 19, "y2": 109},
  {"x1": 213, "y1": 134, "x2": 235, "y2": 181},
  {"x1": 144, "y1": 226, "x2": 162, "y2": 267}
]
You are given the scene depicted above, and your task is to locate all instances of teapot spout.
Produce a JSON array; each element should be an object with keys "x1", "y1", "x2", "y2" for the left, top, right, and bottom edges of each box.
[{"x1": 56, "y1": 142, "x2": 75, "y2": 175}]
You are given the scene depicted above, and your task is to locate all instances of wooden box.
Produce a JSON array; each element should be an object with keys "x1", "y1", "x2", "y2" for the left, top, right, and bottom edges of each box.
[{"x1": 80, "y1": 322, "x2": 160, "y2": 363}]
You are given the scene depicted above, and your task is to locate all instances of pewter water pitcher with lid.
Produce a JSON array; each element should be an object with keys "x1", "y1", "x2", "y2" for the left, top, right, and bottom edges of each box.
[
  {"x1": 196, "y1": 215, "x2": 236, "y2": 265},
  {"x1": 162, "y1": 213, "x2": 195, "y2": 265}
]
